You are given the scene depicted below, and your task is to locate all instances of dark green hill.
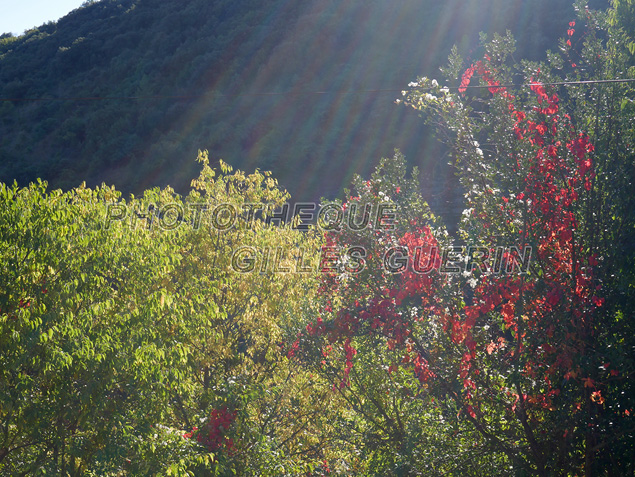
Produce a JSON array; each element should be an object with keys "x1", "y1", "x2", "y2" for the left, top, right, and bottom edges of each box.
[{"x1": 0, "y1": 0, "x2": 608, "y2": 219}]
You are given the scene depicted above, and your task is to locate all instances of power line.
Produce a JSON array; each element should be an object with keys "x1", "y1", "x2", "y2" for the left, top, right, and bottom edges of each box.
[
  {"x1": 455, "y1": 77, "x2": 635, "y2": 90},
  {"x1": 0, "y1": 78, "x2": 634, "y2": 103}
]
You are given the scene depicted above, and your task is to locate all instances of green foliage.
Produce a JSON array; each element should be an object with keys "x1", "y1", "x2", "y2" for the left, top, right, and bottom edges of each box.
[
  {"x1": 0, "y1": 180, "x2": 198, "y2": 474},
  {"x1": 2, "y1": 1, "x2": 635, "y2": 475},
  {"x1": 0, "y1": 156, "x2": 339, "y2": 475}
]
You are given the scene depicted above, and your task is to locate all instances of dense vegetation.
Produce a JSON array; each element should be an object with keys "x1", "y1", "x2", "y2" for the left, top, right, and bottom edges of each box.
[
  {"x1": 0, "y1": 0, "x2": 607, "y2": 218},
  {"x1": 2, "y1": 0, "x2": 635, "y2": 475}
]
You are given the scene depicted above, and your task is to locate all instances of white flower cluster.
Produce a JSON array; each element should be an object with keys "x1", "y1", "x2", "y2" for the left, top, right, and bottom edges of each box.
[{"x1": 473, "y1": 140, "x2": 483, "y2": 157}]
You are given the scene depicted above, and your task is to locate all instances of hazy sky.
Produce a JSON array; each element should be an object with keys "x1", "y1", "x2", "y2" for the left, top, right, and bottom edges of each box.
[{"x1": 0, "y1": 0, "x2": 86, "y2": 35}]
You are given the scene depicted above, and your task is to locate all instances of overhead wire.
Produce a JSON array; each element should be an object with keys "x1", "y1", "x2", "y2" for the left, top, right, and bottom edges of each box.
[{"x1": 0, "y1": 78, "x2": 634, "y2": 102}]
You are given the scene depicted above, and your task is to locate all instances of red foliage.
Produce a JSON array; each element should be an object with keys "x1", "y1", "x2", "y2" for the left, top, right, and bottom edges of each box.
[
  {"x1": 315, "y1": 55, "x2": 606, "y2": 424},
  {"x1": 186, "y1": 406, "x2": 237, "y2": 453}
]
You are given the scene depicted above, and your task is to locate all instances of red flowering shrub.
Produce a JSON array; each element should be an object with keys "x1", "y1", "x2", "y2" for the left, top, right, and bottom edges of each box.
[
  {"x1": 186, "y1": 406, "x2": 236, "y2": 453},
  {"x1": 304, "y1": 13, "x2": 635, "y2": 474}
]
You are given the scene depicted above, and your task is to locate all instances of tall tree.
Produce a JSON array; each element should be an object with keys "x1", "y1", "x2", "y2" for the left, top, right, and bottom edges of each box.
[{"x1": 301, "y1": 2, "x2": 635, "y2": 474}]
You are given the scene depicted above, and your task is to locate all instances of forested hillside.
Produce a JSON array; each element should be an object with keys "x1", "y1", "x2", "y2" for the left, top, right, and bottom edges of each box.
[{"x1": 0, "y1": 0, "x2": 606, "y2": 217}]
